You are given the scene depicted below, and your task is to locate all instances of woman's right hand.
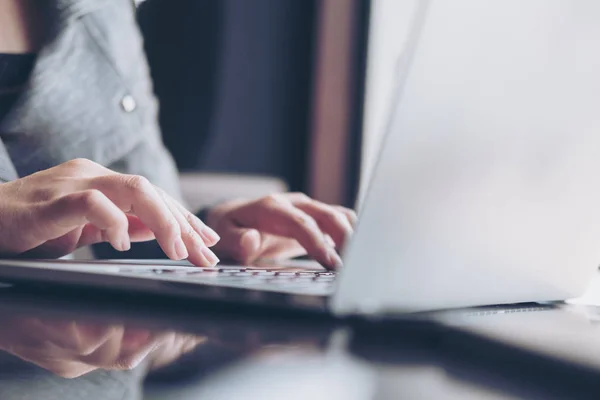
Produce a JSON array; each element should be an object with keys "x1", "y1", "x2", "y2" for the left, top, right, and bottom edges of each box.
[{"x1": 0, "y1": 158, "x2": 220, "y2": 266}]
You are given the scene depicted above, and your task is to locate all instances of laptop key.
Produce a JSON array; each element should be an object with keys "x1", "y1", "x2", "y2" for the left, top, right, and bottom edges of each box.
[
  {"x1": 295, "y1": 272, "x2": 317, "y2": 277},
  {"x1": 119, "y1": 268, "x2": 154, "y2": 274},
  {"x1": 231, "y1": 272, "x2": 253, "y2": 277},
  {"x1": 252, "y1": 271, "x2": 277, "y2": 276}
]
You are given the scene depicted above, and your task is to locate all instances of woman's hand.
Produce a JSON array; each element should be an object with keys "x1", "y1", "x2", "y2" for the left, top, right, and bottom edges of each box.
[
  {"x1": 206, "y1": 193, "x2": 357, "y2": 269},
  {"x1": 0, "y1": 317, "x2": 206, "y2": 378},
  {"x1": 0, "y1": 158, "x2": 220, "y2": 266}
]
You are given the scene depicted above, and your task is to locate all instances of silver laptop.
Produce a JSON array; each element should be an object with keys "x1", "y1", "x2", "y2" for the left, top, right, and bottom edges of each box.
[{"x1": 1, "y1": 0, "x2": 600, "y2": 316}]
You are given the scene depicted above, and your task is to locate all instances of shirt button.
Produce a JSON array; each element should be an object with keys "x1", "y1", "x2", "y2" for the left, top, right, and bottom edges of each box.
[{"x1": 120, "y1": 95, "x2": 137, "y2": 112}]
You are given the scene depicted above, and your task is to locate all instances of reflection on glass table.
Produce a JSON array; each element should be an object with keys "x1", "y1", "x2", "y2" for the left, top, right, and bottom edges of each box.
[{"x1": 0, "y1": 316, "x2": 206, "y2": 378}]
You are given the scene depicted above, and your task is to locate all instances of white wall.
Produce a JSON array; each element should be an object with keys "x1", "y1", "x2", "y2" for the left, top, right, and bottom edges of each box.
[{"x1": 358, "y1": 0, "x2": 418, "y2": 207}]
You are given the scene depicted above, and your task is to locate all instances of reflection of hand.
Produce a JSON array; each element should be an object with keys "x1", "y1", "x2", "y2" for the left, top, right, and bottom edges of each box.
[
  {"x1": 207, "y1": 193, "x2": 357, "y2": 269},
  {"x1": 0, "y1": 318, "x2": 206, "y2": 378},
  {"x1": 0, "y1": 158, "x2": 220, "y2": 266}
]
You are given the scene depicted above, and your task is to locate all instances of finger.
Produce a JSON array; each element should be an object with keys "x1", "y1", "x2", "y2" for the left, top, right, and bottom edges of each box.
[
  {"x1": 77, "y1": 216, "x2": 155, "y2": 248},
  {"x1": 181, "y1": 205, "x2": 220, "y2": 247},
  {"x1": 148, "y1": 333, "x2": 207, "y2": 369},
  {"x1": 77, "y1": 325, "x2": 126, "y2": 367},
  {"x1": 324, "y1": 234, "x2": 336, "y2": 248},
  {"x1": 215, "y1": 222, "x2": 262, "y2": 264},
  {"x1": 235, "y1": 197, "x2": 342, "y2": 269},
  {"x1": 252, "y1": 235, "x2": 306, "y2": 261},
  {"x1": 292, "y1": 200, "x2": 353, "y2": 250},
  {"x1": 287, "y1": 192, "x2": 357, "y2": 231},
  {"x1": 76, "y1": 326, "x2": 158, "y2": 371},
  {"x1": 334, "y1": 205, "x2": 358, "y2": 226},
  {"x1": 124, "y1": 215, "x2": 156, "y2": 242},
  {"x1": 40, "y1": 190, "x2": 130, "y2": 252},
  {"x1": 89, "y1": 175, "x2": 186, "y2": 260},
  {"x1": 65, "y1": 322, "x2": 119, "y2": 357},
  {"x1": 113, "y1": 333, "x2": 167, "y2": 371},
  {"x1": 76, "y1": 225, "x2": 104, "y2": 248},
  {"x1": 158, "y1": 193, "x2": 219, "y2": 267},
  {"x1": 121, "y1": 329, "x2": 152, "y2": 351},
  {"x1": 155, "y1": 187, "x2": 220, "y2": 247},
  {"x1": 214, "y1": 224, "x2": 305, "y2": 264}
]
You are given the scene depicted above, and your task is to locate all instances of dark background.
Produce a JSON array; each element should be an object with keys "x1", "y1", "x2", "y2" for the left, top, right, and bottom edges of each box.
[{"x1": 138, "y1": 0, "x2": 318, "y2": 193}]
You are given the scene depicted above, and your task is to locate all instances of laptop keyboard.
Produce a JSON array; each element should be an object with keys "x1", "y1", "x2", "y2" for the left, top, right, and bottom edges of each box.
[{"x1": 117, "y1": 266, "x2": 337, "y2": 295}]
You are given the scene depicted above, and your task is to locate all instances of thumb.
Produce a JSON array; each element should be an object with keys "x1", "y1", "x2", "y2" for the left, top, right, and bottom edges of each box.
[{"x1": 217, "y1": 226, "x2": 262, "y2": 264}]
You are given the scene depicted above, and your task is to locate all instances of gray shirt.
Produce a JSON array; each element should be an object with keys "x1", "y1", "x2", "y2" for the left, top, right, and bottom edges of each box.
[{"x1": 0, "y1": 0, "x2": 182, "y2": 202}]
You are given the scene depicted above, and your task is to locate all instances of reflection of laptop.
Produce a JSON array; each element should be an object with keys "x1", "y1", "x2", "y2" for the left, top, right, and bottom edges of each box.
[{"x1": 2, "y1": 0, "x2": 600, "y2": 316}]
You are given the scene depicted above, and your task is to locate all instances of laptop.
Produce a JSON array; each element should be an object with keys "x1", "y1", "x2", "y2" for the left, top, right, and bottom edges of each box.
[{"x1": 1, "y1": 0, "x2": 600, "y2": 316}]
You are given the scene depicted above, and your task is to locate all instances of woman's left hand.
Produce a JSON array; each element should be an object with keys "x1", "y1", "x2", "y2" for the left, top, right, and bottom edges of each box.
[{"x1": 205, "y1": 193, "x2": 357, "y2": 269}]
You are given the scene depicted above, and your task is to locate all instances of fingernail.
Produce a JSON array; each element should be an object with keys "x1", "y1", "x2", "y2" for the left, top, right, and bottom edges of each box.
[
  {"x1": 349, "y1": 214, "x2": 358, "y2": 226},
  {"x1": 174, "y1": 237, "x2": 188, "y2": 260},
  {"x1": 191, "y1": 214, "x2": 220, "y2": 244},
  {"x1": 203, "y1": 227, "x2": 220, "y2": 245},
  {"x1": 328, "y1": 248, "x2": 343, "y2": 269},
  {"x1": 121, "y1": 237, "x2": 131, "y2": 252},
  {"x1": 241, "y1": 230, "x2": 260, "y2": 254},
  {"x1": 201, "y1": 246, "x2": 220, "y2": 266}
]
